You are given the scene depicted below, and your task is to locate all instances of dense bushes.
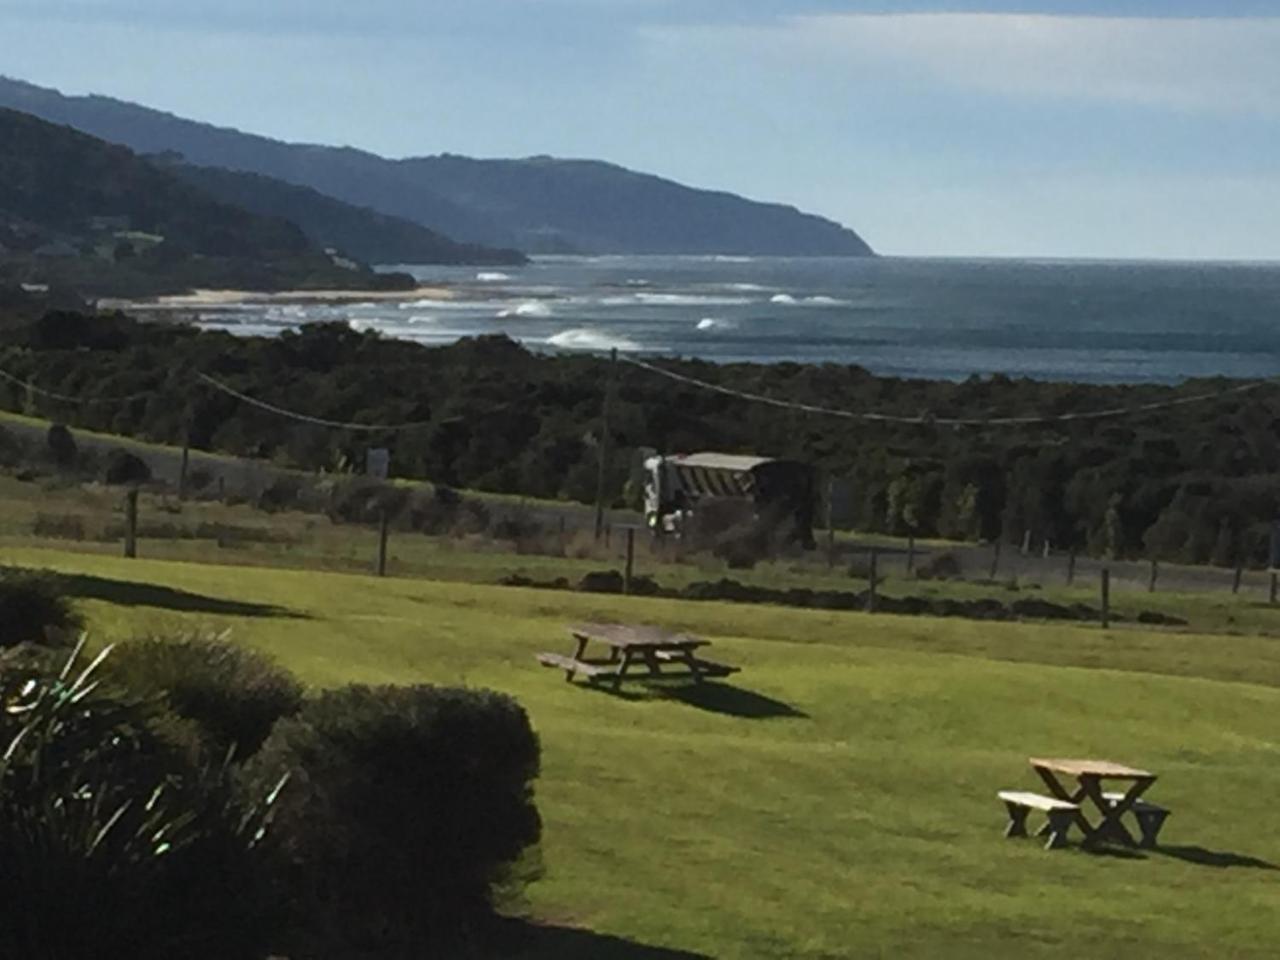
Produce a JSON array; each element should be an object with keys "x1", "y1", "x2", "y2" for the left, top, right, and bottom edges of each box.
[
  {"x1": 5, "y1": 316, "x2": 1277, "y2": 564},
  {"x1": 0, "y1": 571, "x2": 546, "y2": 955},
  {"x1": 106, "y1": 633, "x2": 305, "y2": 758},
  {"x1": 0, "y1": 565, "x2": 81, "y2": 647},
  {"x1": 0, "y1": 641, "x2": 284, "y2": 960},
  {"x1": 246, "y1": 684, "x2": 542, "y2": 953}
]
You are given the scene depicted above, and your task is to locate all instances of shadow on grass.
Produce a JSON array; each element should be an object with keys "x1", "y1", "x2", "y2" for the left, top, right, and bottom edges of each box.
[
  {"x1": 1154, "y1": 845, "x2": 1278, "y2": 870},
  {"x1": 1080, "y1": 845, "x2": 1147, "y2": 861},
  {"x1": 53, "y1": 572, "x2": 305, "y2": 619},
  {"x1": 492, "y1": 919, "x2": 713, "y2": 959},
  {"x1": 567, "y1": 679, "x2": 806, "y2": 718},
  {"x1": 660, "y1": 682, "x2": 808, "y2": 719}
]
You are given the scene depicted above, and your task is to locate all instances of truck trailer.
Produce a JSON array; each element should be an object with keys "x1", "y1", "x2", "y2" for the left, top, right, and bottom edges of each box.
[{"x1": 642, "y1": 452, "x2": 817, "y2": 547}]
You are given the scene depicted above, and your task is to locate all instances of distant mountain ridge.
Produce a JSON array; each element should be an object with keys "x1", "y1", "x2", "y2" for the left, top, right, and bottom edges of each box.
[
  {"x1": 0, "y1": 107, "x2": 412, "y2": 296},
  {"x1": 157, "y1": 159, "x2": 527, "y2": 266},
  {"x1": 0, "y1": 76, "x2": 875, "y2": 258}
]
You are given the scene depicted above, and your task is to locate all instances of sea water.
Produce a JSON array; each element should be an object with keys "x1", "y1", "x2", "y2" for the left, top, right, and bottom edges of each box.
[{"x1": 189, "y1": 255, "x2": 1280, "y2": 384}]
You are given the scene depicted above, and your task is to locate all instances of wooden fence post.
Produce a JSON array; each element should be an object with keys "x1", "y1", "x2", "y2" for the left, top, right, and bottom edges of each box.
[
  {"x1": 906, "y1": 535, "x2": 916, "y2": 575},
  {"x1": 1021, "y1": 529, "x2": 1031, "y2": 556},
  {"x1": 825, "y1": 476, "x2": 835, "y2": 571},
  {"x1": 1233, "y1": 565, "x2": 1244, "y2": 595},
  {"x1": 124, "y1": 489, "x2": 138, "y2": 559},
  {"x1": 866, "y1": 548, "x2": 879, "y2": 613},
  {"x1": 178, "y1": 437, "x2": 191, "y2": 501},
  {"x1": 1066, "y1": 549, "x2": 1076, "y2": 587},
  {"x1": 1148, "y1": 559, "x2": 1158, "y2": 593},
  {"x1": 624, "y1": 527, "x2": 636, "y2": 595},
  {"x1": 989, "y1": 539, "x2": 1001, "y2": 580},
  {"x1": 376, "y1": 509, "x2": 389, "y2": 577},
  {"x1": 1271, "y1": 571, "x2": 1278, "y2": 605},
  {"x1": 1101, "y1": 568, "x2": 1111, "y2": 629}
]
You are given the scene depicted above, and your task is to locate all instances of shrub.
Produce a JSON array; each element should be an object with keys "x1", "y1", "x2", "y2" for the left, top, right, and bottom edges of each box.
[
  {"x1": 916, "y1": 550, "x2": 963, "y2": 580},
  {"x1": 245, "y1": 684, "x2": 542, "y2": 953},
  {"x1": 186, "y1": 466, "x2": 214, "y2": 492},
  {"x1": 103, "y1": 448, "x2": 152, "y2": 486},
  {"x1": 257, "y1": 475, "x2": 304, "y2": 513},
  {"x1": 0, "y1": 640, "x2": 285, "y2": 960},
  {"x1": 327, "y1": 477, "x2": 411, "y2": 525},
  {"x1": 32, "y1": 511, "x2": 88, "y2": 540},
  {"x1": 0, "y1": 565, "x2": 81, "y2": 648},
  {"x1": 106, "y1": 633, "x2": 305, "y2": 759},
  {"x1": 45, "y1": 422, "x2": 77, "y2": 468},
  {"x1": 0, "y1": 424, "x2": 26, "y2": 467}
]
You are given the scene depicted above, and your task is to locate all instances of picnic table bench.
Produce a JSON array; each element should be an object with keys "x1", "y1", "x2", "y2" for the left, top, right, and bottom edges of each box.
[
  {"x1": 999, "y1": 757, "x2": 1169, "y2": 851},
  {"x1": 537, "y1": 623, "x2": 740, "y2": 691}
]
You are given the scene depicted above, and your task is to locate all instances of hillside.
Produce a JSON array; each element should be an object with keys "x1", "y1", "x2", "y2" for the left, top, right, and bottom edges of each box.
[
  {"x1": 158, "y1": 158, "x2": 526, "y2": 266},
  {"x1": 10, "y1": 545, "x2": 1280, "y2": 958},
  {"x1": 0, "y1": 107, "x2": 412, "y2": 296},
  {"x1": 0, "y1": 76, "x2": 875, "y2": 257}
]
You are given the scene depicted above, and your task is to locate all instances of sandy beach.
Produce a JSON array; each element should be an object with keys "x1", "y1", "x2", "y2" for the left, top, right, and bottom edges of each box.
[{"x1": 100, "y1": 286, "x2": 456, "y2": 310}]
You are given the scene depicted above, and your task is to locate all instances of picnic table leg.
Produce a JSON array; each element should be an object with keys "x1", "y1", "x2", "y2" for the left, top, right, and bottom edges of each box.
[
  {"x1": 1034, "y1": 767, "x2": 1096, "y2": 838},
  {"x1": 674, "y1": 648, "x2": 707, "y2": 684},
  {"x1": 1082, "y1": 776, "x2": 1151, "y2": 848},
  {"x1": 567, "y1": 634, "x2": 589, "y2": 683},
  {"x1": 641, "y1": 649, "x2": 663, "y2": 677},
  {"x1": 612, "y1": 649, "x2": 634, "y2": 692}
]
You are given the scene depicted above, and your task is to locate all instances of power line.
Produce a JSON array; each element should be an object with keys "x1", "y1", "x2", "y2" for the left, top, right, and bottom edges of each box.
[
  {"x1": 0, "y1": 367, "x2": 155, "y2": 405},
  {"x1": 619, "y1": 355, "x2": 1279, "y2": 428},
  {"x1": 194, "y1": 372, "x2": 433, "y2": 432}
]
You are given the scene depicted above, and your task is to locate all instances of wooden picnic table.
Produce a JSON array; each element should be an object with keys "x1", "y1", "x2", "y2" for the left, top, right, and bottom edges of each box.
[
  {"x1": 537, "y1": 622, "x2": 739, "y2": 691},
  {"x1": 1029, "y1": 757, "x2": 1157, "y2": 848}
]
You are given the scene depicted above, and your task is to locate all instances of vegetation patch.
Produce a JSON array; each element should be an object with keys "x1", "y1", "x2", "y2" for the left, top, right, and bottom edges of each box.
[{"x1": 0, "y1": 564, "x2": 82, "y2": 646}]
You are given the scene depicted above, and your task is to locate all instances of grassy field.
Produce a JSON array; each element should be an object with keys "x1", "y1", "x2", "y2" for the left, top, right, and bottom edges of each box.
[
  {"x1": 7, "y1": 543, "x2": 1280, "y2": 958},
  {"x1": 5, "y1": 472, "x2": 1280, "y2": 642}
]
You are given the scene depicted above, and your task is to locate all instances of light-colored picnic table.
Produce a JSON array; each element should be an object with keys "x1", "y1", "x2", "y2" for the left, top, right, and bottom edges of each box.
[
  {"x1": 1029, "y1": 757, "x2": 1157, "y2": 847},
  {"x1": 536, "y1": 622, "x2": 739, "y2": 690}
]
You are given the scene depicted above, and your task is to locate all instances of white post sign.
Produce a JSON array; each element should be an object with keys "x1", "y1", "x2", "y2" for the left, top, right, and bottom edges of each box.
[{"x1": 367, "y1": 447, "x2": 390, "y2": 481}]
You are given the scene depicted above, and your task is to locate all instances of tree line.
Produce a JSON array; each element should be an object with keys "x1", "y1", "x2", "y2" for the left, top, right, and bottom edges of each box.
[{"x1": 2, "y1": 309, "x2": 1278, "y2": 565}]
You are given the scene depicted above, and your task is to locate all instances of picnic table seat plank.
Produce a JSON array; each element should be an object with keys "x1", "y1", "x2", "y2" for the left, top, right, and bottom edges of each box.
[
  {"x1": 535, "y1": 652, "x2": 619, "y2": 679},
  {"x1": 652, "y1": 649, "x2": 741, "y2": 676},
  {"x1": 997, "y1": 790, "x2": 1080, "y2": 850}
]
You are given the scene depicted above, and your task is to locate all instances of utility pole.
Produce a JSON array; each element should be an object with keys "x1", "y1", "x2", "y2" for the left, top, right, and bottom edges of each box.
[
  {"x1": 594, "y1": 348, "x2": 617, "y2": 542},
  {"x1": 178, "y1": 417, "x2": 192, "y2": 501}
]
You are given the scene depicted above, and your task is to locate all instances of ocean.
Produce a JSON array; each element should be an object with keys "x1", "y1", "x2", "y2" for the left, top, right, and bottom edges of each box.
[{"x1": 185, "y1": 256, "x2": 1280, "y2": 384}]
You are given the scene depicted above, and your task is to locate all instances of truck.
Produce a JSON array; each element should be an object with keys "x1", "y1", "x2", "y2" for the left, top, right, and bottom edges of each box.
[{"x1": 642, "y1": 452, "x2": 817, "y2": 548}]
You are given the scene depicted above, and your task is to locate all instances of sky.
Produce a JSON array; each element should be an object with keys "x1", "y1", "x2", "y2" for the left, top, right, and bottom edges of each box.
[{"x1": 2, "y1": 0, "x2": 1278, "y2": 259}]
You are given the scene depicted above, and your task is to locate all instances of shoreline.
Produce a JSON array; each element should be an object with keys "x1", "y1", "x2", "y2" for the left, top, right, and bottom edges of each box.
[{"x1": 100, "y1": 286, "x2": 456, "y2": 310}]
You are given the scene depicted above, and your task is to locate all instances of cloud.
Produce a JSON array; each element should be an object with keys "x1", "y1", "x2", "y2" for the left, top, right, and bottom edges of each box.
[{"x1": 645, "y1": 13, "x2": 1280, "y2": 114}]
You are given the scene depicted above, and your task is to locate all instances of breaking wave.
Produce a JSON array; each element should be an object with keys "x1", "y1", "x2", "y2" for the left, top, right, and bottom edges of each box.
[
  {"x1": 600, "y1": 293, "x2": 754, "y2": 307},
  {"x1": 497, "y1": 301, "x2": 554, "y2": 319},
  {"x1": 770, "y1": 294, "x2": 798, "y2": 305},
  {"x1": 477, "y1": 271, "x2": 511, "y2": 282},
  {"x1": 546, "y1": 328, "x2": 640, "y2": 352},
  {"x1": 696, "y1": 317, "x2": 737, "y2": 331}
]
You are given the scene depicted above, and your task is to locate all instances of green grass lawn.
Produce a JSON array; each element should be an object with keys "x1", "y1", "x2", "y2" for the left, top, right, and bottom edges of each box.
[{"x1": 6, "y1": 544, "x2": 1280, "y2": 958}]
